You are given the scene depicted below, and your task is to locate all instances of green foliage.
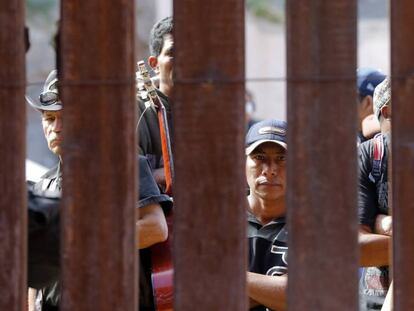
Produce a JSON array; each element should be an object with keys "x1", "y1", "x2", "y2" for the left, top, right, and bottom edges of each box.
[{"x1": 246, "y1": 0, "x2": 284, "y2": 24}]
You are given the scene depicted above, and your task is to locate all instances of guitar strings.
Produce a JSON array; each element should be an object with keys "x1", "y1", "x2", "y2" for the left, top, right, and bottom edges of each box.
[{"x1": 136, "y1": 101, "x2": 152, "y2": 134}]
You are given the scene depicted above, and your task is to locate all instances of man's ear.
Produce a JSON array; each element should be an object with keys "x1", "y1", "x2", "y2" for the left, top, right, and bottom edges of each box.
[
  {"x1": 148, "y1": 56, "x2": 158, "y2": 70},
  {"x1": 381, "y1": 105, "x2": 391, "y2": 119}
]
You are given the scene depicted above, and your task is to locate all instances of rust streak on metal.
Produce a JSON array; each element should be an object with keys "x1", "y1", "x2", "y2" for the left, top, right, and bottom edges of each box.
[
  {"x1": 60, "y1": 1, "x2": 136, "y2": 310},
  {"x1": 0, "y1": 0, "x2": 26, "y2": 310},
  {"x1": 286, "y1": 1, "x2": 358, "y2": 310},
  {"x1": 173, "y1": 1, "x2": 246, "y2": 310},
  {"x1": 391, "y1": 1, "x2": 414, "y2": 310}
]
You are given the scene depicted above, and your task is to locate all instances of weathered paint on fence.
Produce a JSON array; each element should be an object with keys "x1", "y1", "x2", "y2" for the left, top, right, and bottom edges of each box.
[
  {"x1": 0, "y1": 0, "x2": 26, "y2": 310},
  {"x1": 391, "y1": 1, "x2": 414, "y2": 310},
  {"x1": 60, "y1": 1, "x2": 137, "y2": 310},
  {"x1": 173, "y1": 1, "x2": 247, "y2": 309},
  {"x1": 286, "y1": 1, "x2": 359, "y2": 310}
]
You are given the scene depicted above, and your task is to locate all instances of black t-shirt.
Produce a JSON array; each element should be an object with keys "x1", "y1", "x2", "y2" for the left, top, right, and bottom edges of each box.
[
  {"x1": 358, "y1": 134, "x2": 390, "y2": 311},
  {"x1": 137, "y1": 90, "x2": 172, "y2": 170},
  {"x1": 358, "y1": 134, "x2": 389, "y2": 229},
  {"x1": 248, "y1": 212, "x2": 288, "y2": 311}
]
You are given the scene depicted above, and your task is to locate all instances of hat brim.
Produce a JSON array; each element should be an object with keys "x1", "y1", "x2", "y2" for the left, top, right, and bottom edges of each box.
[
  {"x1": 26, "y1": 95, "x2": 62, "y2": 112},
  {"x1": 246, "y1": 139, "x2": 287, "y2": 155}
]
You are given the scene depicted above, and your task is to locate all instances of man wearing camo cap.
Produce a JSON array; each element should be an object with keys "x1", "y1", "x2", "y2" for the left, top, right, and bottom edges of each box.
[{"x1": 358, "y1": 77, "x2": 392, "y2": 310}]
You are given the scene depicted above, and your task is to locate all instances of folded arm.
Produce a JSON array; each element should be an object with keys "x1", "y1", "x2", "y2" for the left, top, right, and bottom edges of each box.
[
  {"x1": 359, "y1": 224, "x2": 391, "y2": 267},
  {"x1": 247, "y1": 272, "x2": 287, "y2": 311},
  {"x1": 136, "y1": 203, "x2": 168, "y2": 249}
]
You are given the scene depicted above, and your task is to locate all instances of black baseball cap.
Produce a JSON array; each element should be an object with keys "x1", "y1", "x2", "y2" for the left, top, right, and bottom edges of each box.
[
  {"x1": 357, "y1": 67, "x2": 386, "y2": 98},
  {"x1": 245, "y1": 119, "x2": 287, "y2": 155}
]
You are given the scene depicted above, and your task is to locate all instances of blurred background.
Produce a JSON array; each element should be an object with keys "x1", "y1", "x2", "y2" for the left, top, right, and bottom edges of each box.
[{"x1": 26, "y1": 0, "x2": 389, "y2": 168}]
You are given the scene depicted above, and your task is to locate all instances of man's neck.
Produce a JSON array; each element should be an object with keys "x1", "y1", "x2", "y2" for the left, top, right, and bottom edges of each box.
[{"x1": 247, "y1": 195, "x2": 286, "y2": 225}]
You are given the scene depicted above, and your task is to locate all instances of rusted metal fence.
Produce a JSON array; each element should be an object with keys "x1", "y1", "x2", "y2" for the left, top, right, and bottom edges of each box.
[
  {"x1": 391, "y1": 1, "x2": 414, "y2": 310},
  {"x1": 286, "y1": 1, "x2": 358, "y2": 310},
  {"x1": 1, "y1": 0, "x2": 412, "y2": 310},
  {"x1": 60, "y1": 1, "x2": 137, "y2": 310},
  {"x1": 173, "y1": 1, "x2": 246, "y2": 310},
  {"x1": 0, "y1": 1, "x2": 26, "y2": 310}
]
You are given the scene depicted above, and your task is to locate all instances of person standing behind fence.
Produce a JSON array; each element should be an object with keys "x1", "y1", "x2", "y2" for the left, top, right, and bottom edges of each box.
[
  {"x1": 356, "y1": 68, "x2": 386, "y2": 145},
  {"x1": 358, "y1": 77, "x2": 392, "y2": 310},
  {"x1": 137, "y1": 16, "x2": 174, "y2": 187},
  {"x1": 245, "y1": 119, "x2": 288, "y2": 311},
  {"x1": 26, "y1": 70, "x2": 171, "y2": 311}
]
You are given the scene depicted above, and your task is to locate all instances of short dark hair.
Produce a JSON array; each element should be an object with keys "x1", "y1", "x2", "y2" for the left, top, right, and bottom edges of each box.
[{"x1": 149, "y1": 16, "x2": 173, "y2": 57}]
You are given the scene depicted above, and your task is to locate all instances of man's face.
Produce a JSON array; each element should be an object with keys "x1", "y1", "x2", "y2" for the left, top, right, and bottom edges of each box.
[
  {"x1": 150, "y1": 34, "x2": 174, "y2": 96},
  {"x1": 41, "y1": 110, "x2": 63, "y2": 156},
  {"x1": 246, "y1": 142, "x2": 287, "y2": 202}
]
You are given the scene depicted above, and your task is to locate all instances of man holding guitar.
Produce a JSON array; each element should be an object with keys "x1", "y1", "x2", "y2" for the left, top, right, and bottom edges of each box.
[
  {"x1": 137, "y1": 16, "x2": 174, "y2": 187},
  {"x1": 136, "y1": 16, "x2": 176, "y2": 311}
]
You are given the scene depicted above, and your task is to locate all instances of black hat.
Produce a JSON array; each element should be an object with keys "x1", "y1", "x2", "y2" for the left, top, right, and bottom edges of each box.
[
  {"x1": 26, "y1": 70, "x2": 62, "y2": 111},
  {"x1": 245, "y1": 119, "x2": 287, "y2": 155}
]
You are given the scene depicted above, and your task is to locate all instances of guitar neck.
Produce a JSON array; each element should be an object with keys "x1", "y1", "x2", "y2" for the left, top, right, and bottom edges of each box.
[
  {"x1": 137, "y1": 60, "x2": 174, "y2": 195},
  {"x1": 157, "y1": 105, "x2": 174, "y2": 196}
]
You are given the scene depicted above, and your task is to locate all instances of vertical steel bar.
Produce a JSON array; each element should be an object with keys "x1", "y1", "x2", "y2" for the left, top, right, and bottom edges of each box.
[
  {"x1": 286, "y1": 1, "x2": 358, "y2": 310},
  {"x1": 173, "y1": 1, "x2": 246, "y2": 310},
  {"x1": 0, "y1": 1, "x2": 26, "y2": 310},
  {"x1": 391, "y1": 1, "x2": 414, "y2": 310},
  {"x1": 60, "y1": 1, "x2": 136, "y2": 310}
]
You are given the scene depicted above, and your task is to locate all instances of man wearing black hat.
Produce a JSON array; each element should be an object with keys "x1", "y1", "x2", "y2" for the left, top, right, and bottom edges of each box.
[
  {"x1": 245, "y1": 119, "x2": 288, "y2": 311},
  {"x1": 27, "y1": 70, "x2": 171, "y2": 310}
]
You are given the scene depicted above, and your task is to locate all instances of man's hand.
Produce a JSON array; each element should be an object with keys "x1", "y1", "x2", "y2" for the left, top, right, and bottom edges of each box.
[
  {"x1": 152, "y1": 167, "x2": 166, "y2": 188},
  {"x1": 375, "y1": 214, "x2": 392, "y2": 236}
]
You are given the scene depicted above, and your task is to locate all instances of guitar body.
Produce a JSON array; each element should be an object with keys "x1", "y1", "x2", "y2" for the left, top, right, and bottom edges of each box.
[
  {"x1": 137, "y1": 61, "x2": 175, "y2": 311},
  {"x1": 151, "y1": 210, "x2": 174, "y2": 311}
]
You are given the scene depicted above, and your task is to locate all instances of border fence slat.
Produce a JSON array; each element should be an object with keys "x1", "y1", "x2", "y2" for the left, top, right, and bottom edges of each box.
[
  {"x1": 173, "y1": 2, "x2": 246, "y2": 310},
  {"x1": 60, "y1": 1, "x2": 136, "y2": 310},
  {"x1": 286, "y1": 2, "x2": 358, "y2": 310},
  {"x1": 391, "y1": 1, "x2": 414, "y2": 310},
  {"x1": 0, "y1": 1, "x2": 26, "y2": 310}
]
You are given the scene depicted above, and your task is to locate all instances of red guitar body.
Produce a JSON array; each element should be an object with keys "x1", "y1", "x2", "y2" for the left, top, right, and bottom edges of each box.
[{"x1": 151, "y1": 211, "x2": 174, "y2": 311}]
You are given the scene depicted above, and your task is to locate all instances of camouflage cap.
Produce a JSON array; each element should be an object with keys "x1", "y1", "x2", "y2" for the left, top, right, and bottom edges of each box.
[{"x1": 373, "y1": 77, "x2": 391, "y2": 120}]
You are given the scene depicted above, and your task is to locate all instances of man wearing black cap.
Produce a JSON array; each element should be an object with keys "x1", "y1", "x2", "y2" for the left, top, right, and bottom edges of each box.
[
  {"x1": 245, "y1": 119, "x2": 288, "y2": 311},
  {"x1": 27, "y1": 70, "x2": 171, "y2": 310},
  {"x1": 356, "y1": 68, "x2": 386, "y2": 145}
]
